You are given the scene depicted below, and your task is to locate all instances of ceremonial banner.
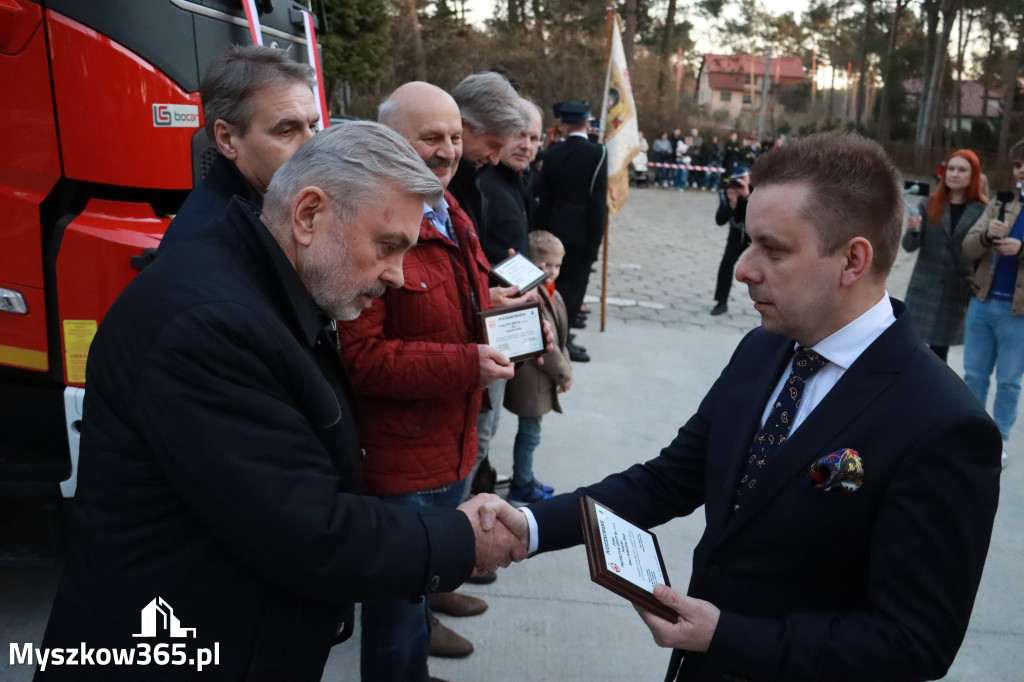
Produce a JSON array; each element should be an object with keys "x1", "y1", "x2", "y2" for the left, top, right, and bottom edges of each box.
[{"x1": 600, "y1": 14, "x2": 640, "y2": 215}]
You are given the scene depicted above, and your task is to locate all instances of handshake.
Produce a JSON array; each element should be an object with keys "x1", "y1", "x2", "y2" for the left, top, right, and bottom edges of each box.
[{"x1": 457, "y1": 493, "x2": 531, "y2": 575}]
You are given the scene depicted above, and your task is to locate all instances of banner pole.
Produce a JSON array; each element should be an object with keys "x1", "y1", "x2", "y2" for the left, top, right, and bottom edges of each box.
[{"x1": 600, "y1": 8, "x2": 614, "y2": 333}]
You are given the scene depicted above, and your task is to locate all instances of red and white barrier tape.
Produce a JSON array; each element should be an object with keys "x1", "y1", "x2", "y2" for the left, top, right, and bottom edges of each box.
[{"x1": 647, "y1": 162, "x2": 726, "y2": 172}]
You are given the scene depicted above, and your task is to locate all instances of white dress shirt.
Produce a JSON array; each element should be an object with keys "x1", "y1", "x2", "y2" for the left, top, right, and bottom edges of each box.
[
  {"x1": 423, "y1": 198, "x2": 453, "y2": 242},
  {"x1": 759, "y1": 293, "x2": 895, "y2": 433}
]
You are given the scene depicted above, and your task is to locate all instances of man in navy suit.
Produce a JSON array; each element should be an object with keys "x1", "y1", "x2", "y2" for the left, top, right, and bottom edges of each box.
[{"x1": 502, "y1": 132, "x2": 1002, "y2": 681}]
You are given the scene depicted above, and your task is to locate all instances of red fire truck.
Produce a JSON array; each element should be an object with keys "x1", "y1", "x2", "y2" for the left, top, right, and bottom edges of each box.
[{"x1": 0, "y1": 0, "x2": 324, "y2": 499}]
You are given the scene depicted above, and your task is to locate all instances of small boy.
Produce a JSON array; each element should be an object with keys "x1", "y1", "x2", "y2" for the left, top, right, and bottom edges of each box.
[{"x1": 504, "y1": 231, "x2": 573, "y2": 505}]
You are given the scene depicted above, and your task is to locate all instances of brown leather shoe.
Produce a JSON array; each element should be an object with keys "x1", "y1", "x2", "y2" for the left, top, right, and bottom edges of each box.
[
  {"x1": 428, "y1": 616, "x2": 474, "y2": 658},
  {"x1": 429, "y1": 591, "x2": 488, "y2": 617}
]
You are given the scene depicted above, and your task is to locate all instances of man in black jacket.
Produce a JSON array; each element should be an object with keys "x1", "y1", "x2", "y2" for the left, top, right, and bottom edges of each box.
[
  {"x1": 447, "y1": 71, "x2": 528, "y2": 232},
  {"x1": 158, "y1": 45, "x2": 319, "y2": 253},
  {"x1": 478, "y1": 99, "x2": 541, "y2": 264},
  {"x1": 446, "y1": 74, "x2": 532, "y2": 500},
  {"x1": 471, "y1": 99, "x2": 550, "y2": 509},
  {"x1": 37, "y1": 122, "x2": 525, "y2": 681}
]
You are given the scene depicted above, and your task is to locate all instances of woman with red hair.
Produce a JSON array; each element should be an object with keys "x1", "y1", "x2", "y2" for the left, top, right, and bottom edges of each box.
[{"x1": 902, "y1": 149, "x2": 989, "y2": 362}]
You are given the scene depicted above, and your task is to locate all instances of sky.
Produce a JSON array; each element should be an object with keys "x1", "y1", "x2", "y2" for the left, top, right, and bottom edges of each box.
[
  {"x1": 460, "y1": 0, "x2": 830, "y2": 84},
  {"x1": 462, "y1": 0, "x2": 814, "y2": 44}
]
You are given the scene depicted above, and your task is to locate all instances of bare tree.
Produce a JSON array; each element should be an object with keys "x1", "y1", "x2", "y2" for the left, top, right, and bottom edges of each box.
[
  {"x1": 952, "y1": 2, "x2": 979, "y2": 146},
  {"x1": 623, "y1": 0, "x2": 637, "y2": 68},
  {"x1": 396, "y1": 0, "x2": 426, "y2": 81},
  {"x1": 876, "y1": 0, "x2": 911, "y2": 142},
  {"x1": 997, "y1": 25, "x2": 1024, "y2": 167},
  {"x1": 915, "y1": 0, "x2": 958, "y2": 153},
  {"x1": 656, "y1": 0, "x2": 677, "y2": 122},
  {"x1": 854, "y1": 0, "x2": 873, "y2": 129}
]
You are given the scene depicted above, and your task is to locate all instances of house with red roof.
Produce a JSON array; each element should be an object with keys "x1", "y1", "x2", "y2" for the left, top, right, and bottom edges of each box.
[
  {"x1": 904, "y1": 79, "x2": 1002, "y2": 132},
  {"x1": 697, "y1": 54, "x2": 807, "y2": 119}
]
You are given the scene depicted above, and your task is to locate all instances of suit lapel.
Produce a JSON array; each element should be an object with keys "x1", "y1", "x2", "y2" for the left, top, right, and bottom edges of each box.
[{"x1": 717, "y1": 305, "x2": 919, "y2": 544}]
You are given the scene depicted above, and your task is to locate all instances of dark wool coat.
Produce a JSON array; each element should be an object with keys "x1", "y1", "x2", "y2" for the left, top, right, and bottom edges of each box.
[
  {"x1": 477, "y1": 161, "x2": 532, "y2": 264},
  {"x1": 902, "y1": 199, "x2": 987, "y2": 346},
  {"x1": 157, "y1": 154, "x2": 260, "y2": 253},
  {"x1": 38, "y1": 199, "x2": 475, "y2": 681}
]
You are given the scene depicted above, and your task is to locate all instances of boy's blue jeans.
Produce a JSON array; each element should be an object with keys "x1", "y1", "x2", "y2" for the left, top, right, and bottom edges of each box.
[{"x1": 512, "y1": 415, "x2": 543, "y2": 489}]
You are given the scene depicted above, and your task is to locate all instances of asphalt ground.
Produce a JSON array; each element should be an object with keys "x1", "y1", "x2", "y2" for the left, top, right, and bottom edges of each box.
[{"x1": 2, "y1": 185, "x2": 1021, "y2": 681}]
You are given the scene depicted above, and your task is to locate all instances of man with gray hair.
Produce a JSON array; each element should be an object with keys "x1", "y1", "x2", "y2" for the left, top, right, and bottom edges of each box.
[
  {"x1": 39, "y1": 122, "x2": 526, "y2": 682},
  {"x1": 447, "y1": 73, "x2": 534, "y2": 500},
  {"x1": 476, "y1": 99, "x2": 553, "y2": 506},
  {"x1": 159, "y1": 44, "x2": 320, "y2": 252},
  {"x1": 447, "y1": 71, "x2": 530, "y2": 230}
]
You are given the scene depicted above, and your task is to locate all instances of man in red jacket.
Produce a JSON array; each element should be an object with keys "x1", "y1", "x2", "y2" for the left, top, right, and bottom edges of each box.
[{"x1": 337, "y1": 81, "x2": 518, "y2": 682}]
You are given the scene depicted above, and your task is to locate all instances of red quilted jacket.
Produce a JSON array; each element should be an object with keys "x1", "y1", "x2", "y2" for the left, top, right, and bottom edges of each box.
[{"x1": 338, "y1": 192, "x2": 492, "y2": 496}]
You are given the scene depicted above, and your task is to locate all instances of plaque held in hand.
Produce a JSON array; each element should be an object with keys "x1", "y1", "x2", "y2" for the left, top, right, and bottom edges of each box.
[
  {"x1": 579, "y1": 495, "x2": 677, "y2": 622},
  {"x1": 490, "y1": 252, "x2": 548, "y2": 293},
  {"x1": 479, "y1": 303, "x2": 546, "y2": 363}
]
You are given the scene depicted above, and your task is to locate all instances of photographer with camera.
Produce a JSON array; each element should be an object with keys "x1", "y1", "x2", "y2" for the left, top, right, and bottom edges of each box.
[{"x1": 709, "y1": 167, "x2": 751, "y2": 316}]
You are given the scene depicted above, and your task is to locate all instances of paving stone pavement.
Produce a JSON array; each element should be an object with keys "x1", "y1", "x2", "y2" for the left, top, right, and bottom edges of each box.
[{"x1": 584, "y1": 185, "x2": 915, "y2": 333}]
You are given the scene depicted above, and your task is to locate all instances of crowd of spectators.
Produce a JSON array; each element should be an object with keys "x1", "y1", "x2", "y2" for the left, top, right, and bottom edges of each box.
[{"x1": 632, "y1": 126, "x2": 788, "y2": 190}]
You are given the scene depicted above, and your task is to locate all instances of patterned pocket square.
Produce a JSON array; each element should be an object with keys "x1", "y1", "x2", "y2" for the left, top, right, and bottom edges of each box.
[{"x1": 808, "y1": 448, "x2": 864, "y2": 492}]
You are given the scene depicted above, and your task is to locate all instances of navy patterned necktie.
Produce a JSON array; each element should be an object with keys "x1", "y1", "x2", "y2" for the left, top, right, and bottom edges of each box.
[{"x1": 734, "y1": 347, "x2": 828, "y2": 510}]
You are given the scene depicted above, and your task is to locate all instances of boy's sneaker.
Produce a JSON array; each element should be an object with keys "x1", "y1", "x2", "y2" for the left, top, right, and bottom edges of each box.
[
  {"x1": 508, "y1": 483, "x2": 552, "y2": 506},
  {"x1": 532, "y1": 479, "x2": 554, "y2": 494}
]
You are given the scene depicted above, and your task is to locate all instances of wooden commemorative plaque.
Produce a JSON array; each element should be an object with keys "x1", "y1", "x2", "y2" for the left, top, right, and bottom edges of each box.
[
  {"x1": 478, "y1": 303, "x2": 545, "y2": 363},
  {"x1": 579, "y1": 495, "x2": 677, "y2": 622}
]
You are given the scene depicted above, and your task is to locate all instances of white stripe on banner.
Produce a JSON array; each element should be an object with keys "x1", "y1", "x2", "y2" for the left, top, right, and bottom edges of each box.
[
  {"x1": 302, "y1": 10, "x2": 329, "y2": 131},
  {"x1": 241, "y1": 0, "x2": 263, "y2": 45}
]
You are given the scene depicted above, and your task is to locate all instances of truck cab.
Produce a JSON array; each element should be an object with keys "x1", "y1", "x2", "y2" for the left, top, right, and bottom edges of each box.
[{"x1": 0, "y1": 0, "x2": 320, "y2": 498}]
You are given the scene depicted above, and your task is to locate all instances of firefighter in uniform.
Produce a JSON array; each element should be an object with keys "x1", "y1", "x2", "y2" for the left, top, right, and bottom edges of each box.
[{"x1": 534, "y1": 101, "x2": 607, "y2": 362}]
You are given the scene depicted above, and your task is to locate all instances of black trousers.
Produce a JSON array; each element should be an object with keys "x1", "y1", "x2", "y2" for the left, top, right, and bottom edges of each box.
[
  {"x1": 556, "y1": 246, "x2": 594, "y2": 325},
  {"x1": 714, "y1": 227, "x2": 750, "y2": 304}
]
